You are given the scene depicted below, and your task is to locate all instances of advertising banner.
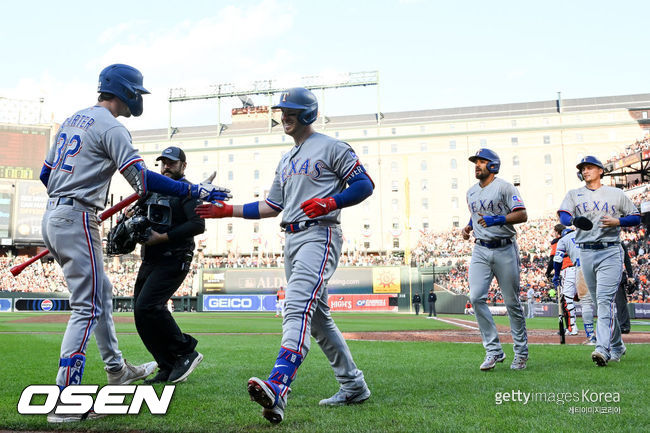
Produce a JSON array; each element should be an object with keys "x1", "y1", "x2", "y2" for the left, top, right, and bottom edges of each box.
[
  {"x1": 0, "y1": 180, "x2": 13, "y2": 240},
  {"x1": 328, "y1": 294, "x2": 398, "y2": 312},
  {"x1": 202, "y1": 267, "x2": 400, "y2": 295},
  {"x1": 488, "y1": 305, "x2": 507, "y2": 316},
  {"x1": 12, "y1": 180, "x2": 48, "y2": 243},
  {"x1": 0, "y1": 298, "x2": 12, "y2": 312},
  {"x1": 634, "y1": 304, "x2": 650, "y2": 319},
  {"x1": 529, "y1": 303, "x2": 557, "y2": 317},
  {"x1": 202, "y1": 294, "x2": 398, "y2": 312},
  {"x1": 202, "y1": 295, "x2": 262, "y2": 311},
  {"x1": 14, "y1": 298, "x2": 71, "y2": 311},
  {"x1": 372, "y1": 267, "x2": 401, "y2": 293}
]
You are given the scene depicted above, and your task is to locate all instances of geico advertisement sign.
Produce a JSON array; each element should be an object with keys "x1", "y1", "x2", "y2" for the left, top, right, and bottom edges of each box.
[{"x1": 203, "y1": 295, "x2": 260, "y2": 311}]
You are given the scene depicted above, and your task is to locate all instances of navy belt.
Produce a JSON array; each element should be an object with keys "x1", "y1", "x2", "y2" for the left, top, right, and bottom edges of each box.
[
  {"x1": 50, "y1": 197, "x2": 98, "y2": 213},
  {"x1": 283, "y1": 220, "x2": 321, "y2": 233},
  {"x1": 56, "y1": 197, "x2": 74, "y2": 206},
  {"x1": 577, "y1": 242, "x2": 620, "y2": 250},
  {"x1": 475, "y1": 238, "x2": 513, "y2": 249}
]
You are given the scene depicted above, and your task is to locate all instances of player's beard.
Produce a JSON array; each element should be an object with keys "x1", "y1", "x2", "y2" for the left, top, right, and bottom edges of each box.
[
  {"x1": 475, "y1": 168, "x2": 489, "y2": 180},
  {"x1": 163, "y1": 169, "x2": 183, "y2": 180}
]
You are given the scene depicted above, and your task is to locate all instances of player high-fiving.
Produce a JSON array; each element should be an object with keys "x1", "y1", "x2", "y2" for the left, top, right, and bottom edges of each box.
[
  {"x1": 40, "y1": 64, "x2": 230, "y2": 423},
  {"x1": 196, "y1": 87, "x2": 373, "y2": 424}
]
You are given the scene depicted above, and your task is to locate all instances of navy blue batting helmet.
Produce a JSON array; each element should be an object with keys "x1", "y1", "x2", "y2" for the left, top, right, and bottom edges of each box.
[
  {"x1": 272, "y1": 87, "x2": 318, "y2": 125},
  {"x1": 576, "y1": 155, "x2": 604, "y2": 181},
  {"x1": 469, "y1": 148, "x2": 501, "y2": 173},
  {"x1": 98, "y1": 64, "x2": 150, "y2": 117},
  {"x1": 561, "y1": 228, "x2": 573, "y2": 237}
]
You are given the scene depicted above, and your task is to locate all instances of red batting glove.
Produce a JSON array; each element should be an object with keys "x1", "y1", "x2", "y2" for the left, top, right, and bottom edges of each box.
[
  {"x1": 300, "y1": 197, "x2": 337, "y2": 219},
  {"x1": 195, "y1": 202, "x2": 233, "y2": 219}
]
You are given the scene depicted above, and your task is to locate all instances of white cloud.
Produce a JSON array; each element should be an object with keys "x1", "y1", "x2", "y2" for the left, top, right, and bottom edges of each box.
[
  {"x1": 2, "y1": 0, "x2": 297, "y2": 130},
  {"x1": 98, "y1": 0, "x2": 297, "y2": 129}
]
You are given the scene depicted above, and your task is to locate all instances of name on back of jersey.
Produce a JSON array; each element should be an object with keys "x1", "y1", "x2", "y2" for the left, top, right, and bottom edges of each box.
[{"x1": 62, "y1": 114, "x2": 96, "y2": 131}]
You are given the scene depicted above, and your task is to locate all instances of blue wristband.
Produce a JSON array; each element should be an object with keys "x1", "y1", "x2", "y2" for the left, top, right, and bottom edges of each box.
[
  {"x1": 243, "y1": 202, "x2": 261, "y2": 219},
  {"x1": 484, "y1": 215, "x2": 506, "y2": 227}
]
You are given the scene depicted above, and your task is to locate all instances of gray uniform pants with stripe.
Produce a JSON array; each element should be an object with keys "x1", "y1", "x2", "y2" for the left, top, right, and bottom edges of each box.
[
  {"x1": 42, "y1": 201, "x2": 123, "y2": 387},
  {"x1": 579, "y1": 245, "x2": 624, "y2": 358},
  {"x1": 282, "y1": 225, "x2": 366, "y2": 392},
  {"x1": 468, "y1": 242, "x2": 528, "y2": 357}
]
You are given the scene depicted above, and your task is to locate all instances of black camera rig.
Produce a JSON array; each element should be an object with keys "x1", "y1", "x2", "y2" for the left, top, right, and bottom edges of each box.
[{"x1": 106, "y1": 195, "x2": 172, "y2": 256}]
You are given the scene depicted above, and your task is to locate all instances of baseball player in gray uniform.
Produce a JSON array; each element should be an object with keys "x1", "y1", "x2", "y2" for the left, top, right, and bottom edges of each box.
[
  {"x1": 553, "y1": 229, "x2": 596, "y2": 343},
  {"x1": 196, "y1": 87, "x2": 373, "y2": 424},
  {"x1": 39, "y1": 64, "x2": 229, "y2": 422},
  {"x1": 558, "y1": 156, "x2": 640, "y2": 366},
  {"x1": 462, "y1": 148, "x2": 529, "y2": 371}
]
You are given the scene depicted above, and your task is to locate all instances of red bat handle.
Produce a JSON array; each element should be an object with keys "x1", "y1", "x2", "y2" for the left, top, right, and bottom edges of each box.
[
  {"x1": 10, "y1": 250, "x2": 49, "y2": 277},
  {"x1": 9, "y1": 193, "x2": 140, "y2": 277},
  {"x1": 98, "y1": 193, "x2": 140, "y2": 221}
]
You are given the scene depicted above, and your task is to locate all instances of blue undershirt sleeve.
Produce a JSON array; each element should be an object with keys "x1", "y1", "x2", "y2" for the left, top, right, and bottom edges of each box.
[
  {"x1": 332, "y1": 173, "x2": 374, "y2": 208},
  {"x1": 40, "y1": 164, "x2": 51, "y2": 187},
  {"x1": 619, "y1": 215, "x2": 641, "y2": 227},
  {"x1": 558, "y1": 211, "x2": 572, "y2": 226},
  {"x1": 145, "y1": 170, "x2": 189, "y2": 197}
]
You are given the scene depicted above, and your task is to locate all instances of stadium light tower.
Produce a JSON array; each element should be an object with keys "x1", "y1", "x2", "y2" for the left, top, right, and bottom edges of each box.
[{"x1": 167, "y1": 71, "x2": 380, "y2": 139}]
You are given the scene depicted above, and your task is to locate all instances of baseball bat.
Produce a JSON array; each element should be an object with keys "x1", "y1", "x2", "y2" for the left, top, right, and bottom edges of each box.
[
  {"x1": 558, "y1": 293, "x2": 566, "y2": 345},
  {"x1": 9, "y1": 193, "x2": 140, "y2": 277}
]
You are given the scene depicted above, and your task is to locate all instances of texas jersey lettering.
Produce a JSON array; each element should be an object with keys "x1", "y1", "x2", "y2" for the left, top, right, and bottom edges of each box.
[
  {"x1": 559, "y1": 185, "x2": 639, "y2": 243},
  {"x1": 266, "y1": 134, "x2": 367, "y2": 225}
]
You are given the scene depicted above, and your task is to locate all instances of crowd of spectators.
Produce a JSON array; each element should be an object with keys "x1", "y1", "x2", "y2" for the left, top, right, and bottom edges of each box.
[
  {"x1": 2, "y1": 217, "x2": 648, "y2": 303},
  {"x1": 606, "y1": 134, "x2": 650, "y2": 164},
  {"x1": 2, "y1": 254, "x2": 196, "y2": 298}
]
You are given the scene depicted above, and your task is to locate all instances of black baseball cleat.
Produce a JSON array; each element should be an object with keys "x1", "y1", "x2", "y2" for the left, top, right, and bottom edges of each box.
[
  {"x1": 168, "y1": 351, "x2": 203, "y2": 383},
  {"x1": 620, "y1": 328, "x2": 630, "y2": 334},
  {"x1": 144, "y1": 369, "x2": 171, "y2": 384}
]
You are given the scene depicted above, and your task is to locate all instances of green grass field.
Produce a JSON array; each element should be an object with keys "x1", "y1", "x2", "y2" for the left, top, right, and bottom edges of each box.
[{"x1": 1, "y1": 312, "x2": 648, "y2": 433}]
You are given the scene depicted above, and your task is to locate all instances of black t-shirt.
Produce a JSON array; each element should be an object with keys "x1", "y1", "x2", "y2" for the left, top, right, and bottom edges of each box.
[{"x1": 141, "y1": 178, "x2": 205, "y2": 261}]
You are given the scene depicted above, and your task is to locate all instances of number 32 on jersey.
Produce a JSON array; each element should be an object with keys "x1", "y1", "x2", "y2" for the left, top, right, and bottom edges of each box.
[{"x1": 51, "y1": 133, "x2": 83, "y2": 173}]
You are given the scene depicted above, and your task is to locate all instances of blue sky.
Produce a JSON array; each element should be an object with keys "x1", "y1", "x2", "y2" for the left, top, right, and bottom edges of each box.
[{"x1": 1, "y1": 0, "x2": 649, "y2": 130}]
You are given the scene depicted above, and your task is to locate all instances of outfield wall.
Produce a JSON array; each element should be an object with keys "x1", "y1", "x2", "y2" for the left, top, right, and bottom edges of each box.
[{"x1": 1, "y1": 292, "x2": 648, "y2": 318}]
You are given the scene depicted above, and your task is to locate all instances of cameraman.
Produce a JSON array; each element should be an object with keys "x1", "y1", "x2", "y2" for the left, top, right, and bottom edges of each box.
[{"x1": 133, "y1": 146, "x2": 205, "y2": 384}]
